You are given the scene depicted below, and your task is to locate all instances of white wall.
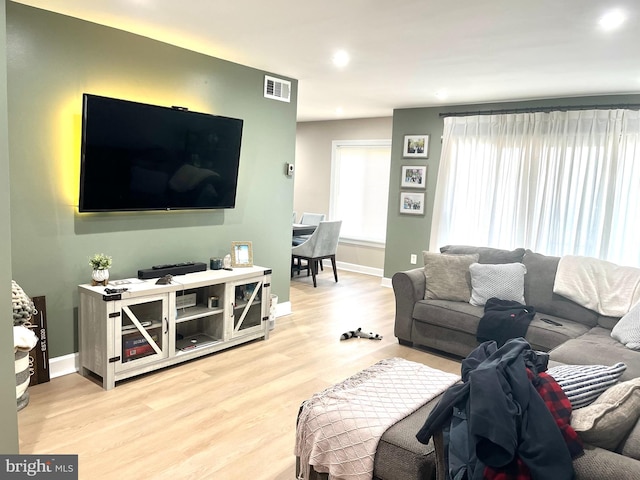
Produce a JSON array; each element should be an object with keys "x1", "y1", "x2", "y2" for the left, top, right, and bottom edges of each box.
[{"x1": 295, "y1": 117, "x2": 392, "y2": 272}]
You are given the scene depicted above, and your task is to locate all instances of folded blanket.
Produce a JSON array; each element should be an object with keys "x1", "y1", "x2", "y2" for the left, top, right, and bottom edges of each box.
[
  {"x1": 553, "y1": 255, "x2": 640, "y2": 317},
  {"x1": 295, "y1": 358, "x2": 459, "y2": 480}
]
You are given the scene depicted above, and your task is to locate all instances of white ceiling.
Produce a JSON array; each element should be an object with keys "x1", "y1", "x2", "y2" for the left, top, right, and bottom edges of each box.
[{"x1": 11, "y1": 0, "x2": 640, "y2": 122}]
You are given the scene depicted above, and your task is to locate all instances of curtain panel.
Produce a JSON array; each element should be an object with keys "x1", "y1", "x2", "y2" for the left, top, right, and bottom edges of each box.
[{"x1": 430, "y1": 109, "x2": 640, "y2": 266}]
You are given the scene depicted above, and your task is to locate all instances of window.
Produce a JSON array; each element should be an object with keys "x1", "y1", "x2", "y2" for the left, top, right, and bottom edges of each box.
[
  {"x1": 431, "y1": 109, "x2": 640, "y2": 266},
  {"x1": 330, "y1": 140, "x2": 391, "y2": 245}
]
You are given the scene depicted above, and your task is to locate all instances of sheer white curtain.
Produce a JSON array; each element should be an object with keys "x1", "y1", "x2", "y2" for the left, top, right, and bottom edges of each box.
[{"x1": 430, "y1": 109, "x2": 640, "y2": 266}]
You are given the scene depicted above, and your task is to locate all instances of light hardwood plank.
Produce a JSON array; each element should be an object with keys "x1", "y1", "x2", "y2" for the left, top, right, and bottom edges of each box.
[{"x1": 18, "y1": 270, "x2": 460, "y2": 479}]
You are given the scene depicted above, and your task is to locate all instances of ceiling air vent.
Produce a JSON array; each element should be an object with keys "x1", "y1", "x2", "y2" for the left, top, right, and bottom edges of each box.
[{"x1": 264, "y1": 75, "x2": 291, "y2": 103}]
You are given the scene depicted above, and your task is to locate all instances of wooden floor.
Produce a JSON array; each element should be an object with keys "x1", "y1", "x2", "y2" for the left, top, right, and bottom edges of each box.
[{"x1": 18, "y1": 270, "x2": 461, "y2": 480}]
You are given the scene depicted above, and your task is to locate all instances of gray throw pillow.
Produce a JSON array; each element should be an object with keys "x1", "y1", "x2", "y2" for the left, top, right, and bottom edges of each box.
[
  {"x1": 611, "y1": 302, "x2": 640, "y2": 350},
  {"x1": 468, "y1": 262, "x2": 526, "y2": 306},
  {"x1": 423, "y1": 252, "x2": 479, "y2": 302}
]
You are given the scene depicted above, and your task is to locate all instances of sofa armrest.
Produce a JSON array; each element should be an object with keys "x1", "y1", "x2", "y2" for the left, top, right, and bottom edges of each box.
[
  {"x1": 574, "y1": 444, "x2": 640, "y2": 479},
  {"x1": 392, "y1": 268, "x2": 425, "y2": 344}
]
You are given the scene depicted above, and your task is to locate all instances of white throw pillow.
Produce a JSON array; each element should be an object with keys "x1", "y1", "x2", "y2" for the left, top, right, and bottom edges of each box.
[
  {"x1": 468, "y1": 262, "x2": 526, "y2": 307},
  {"x1": 611, "y1": 301, "x2": 640, "y2": 350}
]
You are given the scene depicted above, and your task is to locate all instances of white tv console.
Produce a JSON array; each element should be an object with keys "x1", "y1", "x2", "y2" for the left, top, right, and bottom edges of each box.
[{"x1": 78, "y1": 266, "x2": 271, "y2": 390}]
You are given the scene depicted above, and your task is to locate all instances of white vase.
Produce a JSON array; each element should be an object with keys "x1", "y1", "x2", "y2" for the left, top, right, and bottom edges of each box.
[{"x1": 92, "y1": 268, "x2": 109, "y2": 286}]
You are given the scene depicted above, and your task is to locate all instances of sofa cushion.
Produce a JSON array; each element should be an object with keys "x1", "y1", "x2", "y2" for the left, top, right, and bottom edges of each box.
[
  {"x1": 469, "y1": 262, "x2": 526, "y2": 306},
  {"x1": 522, "y1": 250, "x2": 599, "y2": 327},
  {"x1": 598, "y1": 315, "x2": 620, "y2": 330},
  {"x1": 547, "y1": 362, "x2": 627, "y2": 409},
  {"x1": 611, "y1": 301, "x2": 640, "y2": 350},
  {"x1": 413, "y1": 300, "x2": 484, "y2": 336},
  {"x1": 619, "y1": 415, "x2": 640, "y2": 460},
  {"x1": 422, "y1": 252, "x2": 478, "y2": 302},
  {"x1": 571, "y1": 378, "x2": 640, "y2": 451},
  {"x1": 375, "y1": 398, "x2": 440, "y2": 480},
  {"x1": 439, "y1": 245, "x2": 525, "y2": 264},
  {"x1": 525, "y1": 316, "x2": 591, "y2": 352},
  {"x1": 550, "y1": 327, "x2": 640, "y2": 382}
]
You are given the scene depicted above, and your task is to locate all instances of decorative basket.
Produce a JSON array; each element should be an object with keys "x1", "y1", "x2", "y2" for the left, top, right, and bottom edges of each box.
[
  {"x1": 15, "y1": 350, "x2": 31, "y2": 410},
  {"x1": 12, "y1": 280, "x2": 37, "y2": 326}
]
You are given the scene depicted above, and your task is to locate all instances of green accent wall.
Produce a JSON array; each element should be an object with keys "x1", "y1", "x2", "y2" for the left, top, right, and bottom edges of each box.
[
  {"x1": 1, "y1": 0, "x2": 19, "y2": 453},
  {"x1": 384, "y1": 94, "x2": 640, "y2": 279},
  {"x1": 6, "y1": 3, "x2": 297, "y2": 357}
]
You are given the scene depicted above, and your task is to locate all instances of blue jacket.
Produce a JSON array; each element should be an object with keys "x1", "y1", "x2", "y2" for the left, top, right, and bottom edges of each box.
[{"x1": 416, "y1": 338, "x2": 574, "y2": 480}]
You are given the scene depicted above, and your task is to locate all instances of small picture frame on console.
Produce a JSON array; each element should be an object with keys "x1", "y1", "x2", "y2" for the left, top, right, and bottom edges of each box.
[{"x1": 231, "y1": 241, "x2": 254, "y2": 267}]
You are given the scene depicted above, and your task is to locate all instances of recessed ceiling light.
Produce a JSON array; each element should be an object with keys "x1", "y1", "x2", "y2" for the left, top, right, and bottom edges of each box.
[
  {"x1": 599, "y1": 9, "x2": 626, "y2": 31},
  {"x1": 336, "y1": 107, "x2": 344, "y2": 116},
  {"x1": 332, "y1": 50, "x2": 350, "y2": 68}
]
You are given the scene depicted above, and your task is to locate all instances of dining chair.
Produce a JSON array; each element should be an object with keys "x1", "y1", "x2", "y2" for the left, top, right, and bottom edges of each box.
[
  {"x1": 300, "y1": 212, "x2": 326, "y2": 225},
  {"x1": 291, "y1": 220, "x2": 342, "y2": 287},
  {"x1": 292, "y1": 212, "x2": 326, "y2": 246}
]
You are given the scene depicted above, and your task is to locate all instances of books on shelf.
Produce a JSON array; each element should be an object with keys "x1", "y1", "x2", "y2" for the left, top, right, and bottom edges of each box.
[{"x1": 123, "y1": 334, "x2": 158, "y2": 361}]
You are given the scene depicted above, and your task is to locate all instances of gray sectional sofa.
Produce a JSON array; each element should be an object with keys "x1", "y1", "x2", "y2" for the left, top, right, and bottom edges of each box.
[
  {"x1": 297, "y1": 245, "x2": 640, "y2": 479},
  {"x1": 392, "y1": 245, "x2": 640, "y2": 380},
  {"x1": 385, "y1": 245, "x2": 640, "y2": 479}
]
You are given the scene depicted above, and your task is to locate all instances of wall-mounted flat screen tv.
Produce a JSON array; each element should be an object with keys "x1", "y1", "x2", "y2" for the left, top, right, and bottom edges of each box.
[{"x1": 79, "y1": 94, "x2": 243, "y2": 212}]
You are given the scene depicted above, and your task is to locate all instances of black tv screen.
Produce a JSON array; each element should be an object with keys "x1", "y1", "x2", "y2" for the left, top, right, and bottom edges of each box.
[{"x1": 79, "y1": 94, "x2": 243, "y2": 212}]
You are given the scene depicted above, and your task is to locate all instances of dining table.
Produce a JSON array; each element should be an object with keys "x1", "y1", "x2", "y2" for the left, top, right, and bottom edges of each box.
[{"x1": 293, "y1": 223, "x2": 317, "y2": 236}]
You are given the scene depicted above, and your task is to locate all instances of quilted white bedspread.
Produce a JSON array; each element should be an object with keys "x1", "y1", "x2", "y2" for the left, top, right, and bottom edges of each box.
[
  {"x1": 553, "y1": 255, "x2": 640, "y2": 317},
  {"x1": 295, "y1": 357, "x2": 460, "y2": 480}
]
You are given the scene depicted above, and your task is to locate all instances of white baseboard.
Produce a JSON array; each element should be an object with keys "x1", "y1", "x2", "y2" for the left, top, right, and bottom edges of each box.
[
  {"x1": 49, "y1": 352, "x2": 79, "y2": 379},
  {"x1": 275, "y1": 300, "x2": 292, "y2": 317},
  {"x1": 333, "y1": 260, "x2": 383, "y2": 278}
]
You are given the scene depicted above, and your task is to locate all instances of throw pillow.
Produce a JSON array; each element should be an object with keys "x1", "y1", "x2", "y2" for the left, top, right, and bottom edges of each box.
[
  {"x1": 570, "y1": 377, "x2": 640, "y2": 450},
  {"x1": 547, "y1": 362, "x2": 627, "y2": 409},
  {"x1": 468, "y1": 262, "x2": 526, "y2": 306},
  {"x1": 611, "y1": 301, "x2": 640, "y2": 350},
  {"x1": 422, "y1": 252, "x2": 479, "y2": 302}
]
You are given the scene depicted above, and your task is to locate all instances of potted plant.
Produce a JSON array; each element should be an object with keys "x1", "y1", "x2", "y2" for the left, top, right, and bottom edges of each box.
[{"x1": 89, "y1": 253, "x2": 112, "y2": 286}]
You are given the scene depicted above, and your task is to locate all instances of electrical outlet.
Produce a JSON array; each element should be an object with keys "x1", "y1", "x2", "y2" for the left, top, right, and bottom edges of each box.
[{"x1": 410, "y1": 254, "x2": 417, "y2": 265}]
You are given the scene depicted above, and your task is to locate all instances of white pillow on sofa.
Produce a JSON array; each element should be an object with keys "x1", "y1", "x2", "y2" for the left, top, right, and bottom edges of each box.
[
  {"x1": 468, "y1": 262, "x2": 526, "y2": 306},
  {"x1": 611, "y1": 301, "x2": 640, "y2": 350}
]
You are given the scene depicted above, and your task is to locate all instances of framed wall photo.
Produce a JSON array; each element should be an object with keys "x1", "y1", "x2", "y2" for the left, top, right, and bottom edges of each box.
[
  {"x1": 400, "y1": 192, "x2": 425, "y2": 215},
  {"x1": 231, "y1": 241, "x2": 253, "y2": 267},
  {"x1": 403, "y1": 134, "x2": 429, "y2": 158},
  {"x1": 401, "y1": 165, "x2": 427, "y2": 188}
]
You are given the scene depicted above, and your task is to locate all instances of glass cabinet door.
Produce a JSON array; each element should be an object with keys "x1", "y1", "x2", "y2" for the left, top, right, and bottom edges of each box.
[
  {"x1": 231, "y1": 279, "x2": 265, "y2": 338},
  {"x1": 115, "y1": 295, "x2": 169, "y2": 372}
]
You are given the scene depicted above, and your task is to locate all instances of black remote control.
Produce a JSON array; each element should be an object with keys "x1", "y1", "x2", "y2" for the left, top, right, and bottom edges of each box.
[
  {"x1": 105, "y1": 287, "x2": 128, "y2": 294},
  {"x1": 541, "y1": 318, "x2": 563, "y2": 326}
]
